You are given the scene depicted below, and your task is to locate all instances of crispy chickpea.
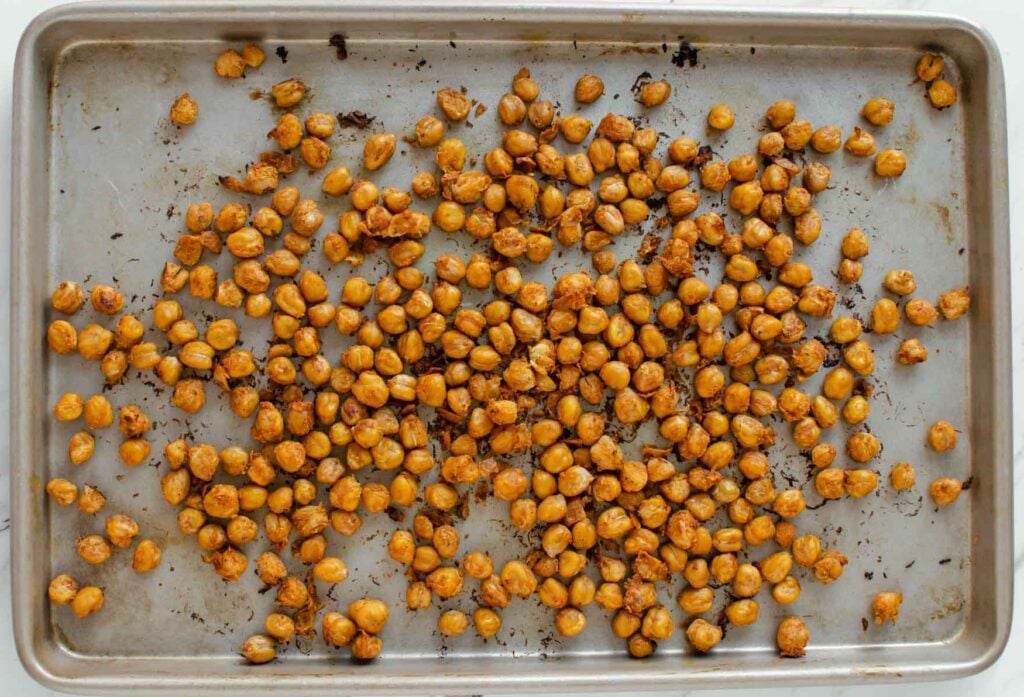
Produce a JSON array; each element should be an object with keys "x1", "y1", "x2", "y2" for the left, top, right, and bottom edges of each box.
[
  {"x1": 52, "y1": 281, "x2": 85, "y2": 314},
  {"x1": 891, "y1": 462, "x2": 916, "y2": 491},
  {"x1": 437, "y1": 87, "x2": 471, "y2": 121},
  {"x1": 872, "y1": 592, "x2": 903, "y2": 624},
  {"x1": 48, "y1": 574, "x2": 80, "y2": 605},
  {"x1": 875, "y1": 149, "x2": 907, "y2": 177},
  {"x1": 68, "y1": 431, "x2": 95, "y2": 465},
  {"x1": 132, "y1": 539, "x2": 162, "y2": 573},
  {"x1": 555, "y1": 608, "x2": 587, "y2": 637},
  {"x1": 917, "y1": 53, "x2": 944, "y2": 82},
  {"x1": 46, "y1": 478, "x2": 77, "y2": 505},
  {"x1": 351, "y1": 632, "x2": 383, "y2": 661},
  {"x1": 686, "y1": 618, "x2": 723, "y2": 653},
  {"x1": 862, "y1": 97, "x2": 895, "y2": 126},
  {"x1": 928, "y1": 79, "x2": 958, "y2": 108},
  {"x1": 214, "y1": 49, "x2": 245, "y2": 78},
  {"x1": 845, "y1": 127, "x2": 876, "y2": 156},
  {"x1": 938, "y1": 287, "x2": 971, "y2": 320},
  {"x1": 364, "y1": 133, "x2": 397, "y2": 170},
  {"x1": 811, "y1": 125, "x2": 842, "y2": 153},
  {"x1": 640, "y1": 80, "x2": 672, "y2": 107},
  {"x1": 707, "y1": 104, "x2": 735, "y2": 130},
  {"x1": 437, "y1": 609, "x2": 469, "y2": 637},
  {"x1": 241, "y1": 635, "x2": 276, "y2": 664},
  {"x1": 47, "y1": 320, "x2": 77, "y2": 355},
  {"x1": 71, "y1": 586, "x2": 104, "y2": 618},
  {"x1": 777, "y1": 616, "x2": 809, "y2": 657},
  {"x1": 930, "y1": 477, "x2": 963, "y2": 505},
  {"x1": 927, "y1": 420, "x2": 957, "y2": 452},
  {"x1": 77, "y1": 534, "x2": 112, "y2": 564},
  {"x1": 575, "y1": 74, "x2": 604, "y2": 103},
  {"x1": 905, "y1": 298, "x2": 938, "y2": 325},
  {"x1": 169, "y1": 93, "x2": 198, "y2": 126}
]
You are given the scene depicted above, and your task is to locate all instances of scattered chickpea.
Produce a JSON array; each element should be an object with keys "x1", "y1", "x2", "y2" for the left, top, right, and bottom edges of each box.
[
  {"x1": 169, "y1": 93, "x2": 198, "y2": 126},
  {"x1": 777, "y1": 616, "x2": 810, "y2": 657},
  {"x1": 862, "y1": 97, "x2": 895, "y2": 126},
  {"x1": 875, "y1": 149, "x2": 907, "y2": 177},
  {"x1": 930, "y1": 477, "x2": 963, "y2": 505},
  {"x1": 575, "y1": 74, "x2": 604, "y2": 103},
  {"x1": 707, "y1": 104, "x2": 735, "y2": 130},
  {"x1": 928, "y1": 79, "x2": 958, "y2": 108},
  {"x1": 71, "y1": 586, "x2": 104, "y2": 618},
  {"x1": 917, "y1": 53, "x2": 944, "y2": 82},
  {"x1": 872, "y1": 592, "x2": 903, "y2": 624},
  {"x1": 927, "y1": 420, "x2": 957, "y2": 451}
]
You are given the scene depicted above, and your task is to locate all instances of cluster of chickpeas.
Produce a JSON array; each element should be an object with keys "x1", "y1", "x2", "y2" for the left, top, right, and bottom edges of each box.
[
  {"x1": 44, "y1": 47, "x2": 969, "y2": 665},
  {"x1": 916, "y1": 52, "x2": 959, "y2": 109}
]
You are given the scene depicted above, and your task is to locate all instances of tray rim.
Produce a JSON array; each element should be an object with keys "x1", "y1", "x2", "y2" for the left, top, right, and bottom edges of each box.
[{"x1": 10, "y1": 1, "x2": 1012, "y2": 694}]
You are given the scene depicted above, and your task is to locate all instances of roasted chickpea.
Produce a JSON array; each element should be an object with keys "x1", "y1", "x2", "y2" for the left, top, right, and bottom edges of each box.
[
  {"x1": 777, "y1": 616, "x2": 809, "y2": 657},
  {"x1": 928, "y1": 79, "x2": 958, "y2": 108},
  {"x1": 707, "y1": 103, "x2": 735, "y2": 130}
]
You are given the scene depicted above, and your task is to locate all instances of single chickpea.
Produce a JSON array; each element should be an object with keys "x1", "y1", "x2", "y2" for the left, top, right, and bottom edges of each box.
[
  {"x1": 928, "y1": 79, "x2": 958, "y2": 108},
  {"x1": 872, "y1": 592, "x2": 903, "y2": 624},
  {"x1": 917, "y1": 53, "x2": 944, "y2": 82},
  {"x1": 927, "y1": 421, "x2": 957, "y2": 451},
  {"x1": 213, "y1": 49, "x2": 245, "y2": 78},
  {"x1": 777, "y1": 616, "x2": 810, "y2": 657},
  {"x1": 52, "y1": 281, "x2": 85, "y2": 314},
  {"x1": 707, "y1": 104, "x2": 735, "y2": 130},
  {"x1": 438, "y1": 610, "x2": 470, "y2": 637},
  {"x1": 46, "y1": 478, "x2": 78, "y2": 506},
  {"x1": 890, "y1": 462, "x2": 916, "y2": 490},
  {"x1": 575, "y1": 74, "x2": 605, "y2": 103},
  {"x1": 685, "y1": 618, "x2": 723, "y2": 653},
  {"x1": 884, "y1": 268, "x2": 917, "y2": 294},
  {"x1": 896, "y1": 338, "x2": 928, "y2": 365},
  {"x1": 930, "y1": 477, "x2": 963, "y2": 505},
  {"x1": 938, "y1": 287, "x2": 971, "y2": 320},
  {"x1": 169, "y1": 93, "x2": 198, "y2": 126},
  {"x1": 132, "y1": 539, "x2": 162, "y2": 573},
  {"x1": 640, "y1": 80, "x2": 672, "y2": 107},
  {"x1": 845, "y1": 127, "x2": 876, "y2": 157},
  {"x1": 862, "y1": 97, "x2": 895, "y2": 126},
  {"x1": 240, "y1": 635, "x2": 276, "y2": 664},
  {"x1": 437, "y1": 87, "x2": 471, "y2": 120},
  {"x1": 71, "y1": 586, "x2": 104, "y2": 618},
  {"x1": 875, "y1": 149, "x2": 907, "y2": 177},
  {"x1": 905, "y1": 298, "x2": 938, "y2": 325},
  {"x1": 811, "y1": 126, "x2": 842, "y2": 153}
]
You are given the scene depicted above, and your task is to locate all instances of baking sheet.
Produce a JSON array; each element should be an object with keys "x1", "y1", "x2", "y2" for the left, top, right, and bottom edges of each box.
[{"x1": 11, "y1": 2, "x2": 1011, "y2": 693}]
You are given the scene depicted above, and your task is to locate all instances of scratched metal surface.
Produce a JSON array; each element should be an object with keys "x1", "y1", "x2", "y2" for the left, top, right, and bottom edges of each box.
[{"x1": 11, "y1": 2, "x2": 1011, "y2": 694}]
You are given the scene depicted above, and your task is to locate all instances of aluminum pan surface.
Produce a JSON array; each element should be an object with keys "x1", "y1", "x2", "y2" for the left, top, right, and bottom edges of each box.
[{"x1": 10, "y1": 2, "x2": 1011, "y2": 694}]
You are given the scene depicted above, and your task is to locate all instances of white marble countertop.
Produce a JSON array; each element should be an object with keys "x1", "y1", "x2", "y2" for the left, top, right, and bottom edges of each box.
[{"x1": 1, "y1": 0, "x2": 1020, "y2": 695}]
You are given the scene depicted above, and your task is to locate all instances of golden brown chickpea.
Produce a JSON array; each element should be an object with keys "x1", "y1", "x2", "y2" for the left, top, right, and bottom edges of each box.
[
  {"x1": 930, "y1": 477, "x2": 963, "y2": 505},
  {"x1": 888, "y1": 462, "x2": 916, "y2": 492},
  {"x1": 845, "y1": 127, "x2": 877, "y2": 156},
  {"x1": 105, "y1": 513, "x2": 139, "y2": 548},
  {"x1": 926, "y1": 420, "x2": 958, "y2": 452},
  {"x1": 435, "y1": 609, "x2": 469, "y2": 638},
  {"x1": 48, "y1": 574, "x2": 80, "y2": 605},
  {"x1": 132, "y1": 539, "x2": 162, "y2": 573},
  {"x1": 640, "y1": 80, "x2": 672, "y2": 107},
  {"x1": 351, "y1": 632, "x2": 383, "y2": 661},
  {"x1": 766, "y1": 100, "x2": 796, "y2": 129},
  {"x1": 928, "y1": 79, "x2": 958, "y2": 108},
  {"x1": 917, "y1": 53, "x2": 945, "y2": 81},
  {"x1": 707, "y1": 103, "x2": 735, "y2": 130},
  {"x1": 777, "y1": 616, "x2": 810, "y2": 657},
  {"x1": 45, "y1": 478, "x2": 77, "y2": 506},
  {"x1": 240, "y1": 634, "x2": 276, "y2": 665},
  {"x1": 686, "y1": 618, "x2": 723, "y2": 653},
  {"x1": 575, "y1": 74, "x2": 604, "y2": 103},
  {"x1": 46, "y1": 320, "x2": 77, "y2": 355},
  {"x1": 213, "y1": 48, "x2": 246, "y2": 78},
  {"x1": 896, "y1": 338, "x2": 928, "y2": 366},
  {"x1": 68, "y1": 431, "x2": 96, "y2": 465},
  {"x1": 364, "y1": 133, "x2": 397, "y2": 170},
  {"x1": 872, "y1": 591, "x2": 903, "y2": 625},
  {"x1": 77, "y1": 534, "x2": 112, "y2": 564},
  {"x1": 862, "y1": 97, "x2": 895, "y2": 126},
  {"x1": 437, "y1": 87, "x2": 471, "y2": 120},
  {"x1": 71, "y1": 586, "x2": 104, "y2": 618},
  {"x1": 554, "y1": 608, "x2": 587, "y2": 637},
  {"x1": 809, "y1": 125, "x2": 841, "y2": 153},
  {"x1": 875, "y1": 149, "x2": 907, "y2": 177},
  {"x1": 169, "y1": 92, "x2": 198, "y2": 126},
  {"x1": 905, "y1": 298, "x2": 938, "y2": 325},
  {"x1": 50, "y1": 281, "x2": 86, "y2": 317}
]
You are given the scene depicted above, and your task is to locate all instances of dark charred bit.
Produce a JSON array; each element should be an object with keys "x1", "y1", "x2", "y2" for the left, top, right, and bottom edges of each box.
[
  {"x1": 861, "y1": 617, "x2": 869, "y2": 631},
  {"x1": 938, "y1": 558, "x2": 952, "y2": 565},
  {"x1": 671, "y1": 40, "x2": 700, "y2": 68},
  {"x1": 692, "y1": 145, "x2": 715, "y2": 169},
  {"x1": 275, "y1": 46, "x2": 289, "y2": 64},
  {"x1": 630, "y1": 71, "x2": 653, "y2": 97},
  {"x1": 328, "y1": 34, "x2": 348, "y2": 60},
  {"x1": 338, "y1": 111, "x2": 376, "y2": 129},
  {"x1": 961, "y1": 476, "x2": 974, "y2": 490}
]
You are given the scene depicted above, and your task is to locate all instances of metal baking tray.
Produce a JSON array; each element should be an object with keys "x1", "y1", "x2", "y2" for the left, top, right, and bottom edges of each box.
[{"x1": 11, "y1": 1, "x2": 1011, "y2": 694}]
